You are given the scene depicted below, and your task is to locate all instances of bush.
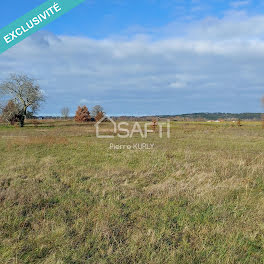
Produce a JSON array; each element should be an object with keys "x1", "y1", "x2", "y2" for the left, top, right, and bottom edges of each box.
[{"x1": 1, "y1": 100, "x2": 21, "y2": 125}]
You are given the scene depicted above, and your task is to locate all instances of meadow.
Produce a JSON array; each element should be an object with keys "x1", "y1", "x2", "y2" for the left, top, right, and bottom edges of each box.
[{"x1": 0, "y1": 120, "x2": 263, "y2": 263}]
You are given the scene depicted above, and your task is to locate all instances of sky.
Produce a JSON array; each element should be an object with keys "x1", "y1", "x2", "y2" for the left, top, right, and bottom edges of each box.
[{"x1": 0, "y1": 0, "x2": 264, "y2": 116}]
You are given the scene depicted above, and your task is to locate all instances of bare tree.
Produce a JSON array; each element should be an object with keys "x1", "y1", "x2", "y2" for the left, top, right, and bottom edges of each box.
[
  {"x1": 91, "y1": 105, "x2": 104, "y2": 117},
  {"x1": 61, "y1": 107, "x2": 70, "y2": 119},
  {"x1": 0, "y1": 74, "x2": 45, "y2": 127}
]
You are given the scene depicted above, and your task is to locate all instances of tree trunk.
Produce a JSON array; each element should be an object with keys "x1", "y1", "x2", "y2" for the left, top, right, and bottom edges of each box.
[
  {"x1": 19, "y1": 115, "x2": 25, "y2": 127},
  {"x1": 19, "y1": 107, "x2": 27, "y2": 127}
]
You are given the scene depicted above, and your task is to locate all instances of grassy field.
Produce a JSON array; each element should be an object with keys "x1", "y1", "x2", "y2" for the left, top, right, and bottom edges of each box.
[{"x1": 0, "y1": 120, "x2": 263, "y2": 263}]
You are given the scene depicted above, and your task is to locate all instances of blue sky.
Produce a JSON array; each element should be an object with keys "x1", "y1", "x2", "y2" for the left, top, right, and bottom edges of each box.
[{"x1": 1, "y1": 0, "x2": 264, "y2": 115}]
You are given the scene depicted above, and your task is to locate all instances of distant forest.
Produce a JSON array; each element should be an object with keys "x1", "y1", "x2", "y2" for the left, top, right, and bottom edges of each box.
[
  {"x1": 115, "y1": 113, "x2": 263, "y2": 121},
  {"x1": 159, "y1": 113, "x2": 263, "y2": 120}
]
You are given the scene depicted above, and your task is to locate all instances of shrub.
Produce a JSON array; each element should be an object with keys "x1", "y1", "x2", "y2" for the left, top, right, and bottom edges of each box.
[{"x1": 1, "y1": 100, "x2": 21, "y2": 125}]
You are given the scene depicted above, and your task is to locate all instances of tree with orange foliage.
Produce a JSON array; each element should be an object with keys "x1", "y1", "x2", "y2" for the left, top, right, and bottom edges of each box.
[
  {"x1": 91, "y1": 105, "x2": 104, "y2": 117},
  {"x1": 75, "y1": 105, "x2": 91, "y2": 122},
  {"x1": 95, "y1": 111, "x2": 104, "y2": 122}
]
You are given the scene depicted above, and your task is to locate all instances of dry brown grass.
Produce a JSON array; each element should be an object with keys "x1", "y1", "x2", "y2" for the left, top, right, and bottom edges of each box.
[{"x1": 0, "y1": 120, "x2": 263, "y2": 263}]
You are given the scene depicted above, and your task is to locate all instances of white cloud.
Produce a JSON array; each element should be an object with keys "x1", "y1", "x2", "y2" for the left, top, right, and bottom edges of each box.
[
  {"x1": 169, "y1": 82, "x2": 187, "y2": 89},
  {"x1": 230, "y1": 1, "x2": 250, "y2": 9},
  {"x1": 0, "y1": 12, "x2": 263, "y2": 115},
  {"x1": 80, "y1": 98, "x2": 101, "y2": 104}
]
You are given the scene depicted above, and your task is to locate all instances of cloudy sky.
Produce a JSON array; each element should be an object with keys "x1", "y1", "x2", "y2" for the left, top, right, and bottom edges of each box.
[{"x1": 1, "y1": 0, "x2": 264, "y2": 115}]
